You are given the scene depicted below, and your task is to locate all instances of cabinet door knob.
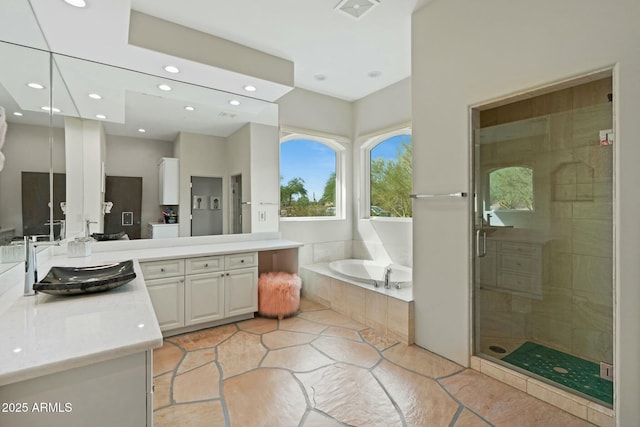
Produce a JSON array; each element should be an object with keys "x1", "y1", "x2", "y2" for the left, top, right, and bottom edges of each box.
[
  {"x1": 240, "y1": 259, "x2": 245, "y2": 263},
  {"x1": 226, "y1": 273, "x2": 230, "y2": 276},
  {"x1": 160, "y1": 268, "x2": 165, "y2": 272},
  {"x1": 204, "y1": 263, "x2": 209, "y2": 267}
]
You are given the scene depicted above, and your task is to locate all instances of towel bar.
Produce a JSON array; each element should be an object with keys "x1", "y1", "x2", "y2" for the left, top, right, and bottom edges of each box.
[{"x1": 409, "y1": 192, "x2": 468, "y2": 199}]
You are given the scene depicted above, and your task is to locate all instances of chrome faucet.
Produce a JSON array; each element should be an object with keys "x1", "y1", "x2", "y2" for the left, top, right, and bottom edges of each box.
[
  {"x1": 84, "y1": 220, "x2": 98, "y2": 241},
  {"x1": 24, "y1": 236, "x2": 59, "y2": 296},
  {"x1": 384, "y1": 265, "x2": 392, "y2": 289},
  {"x1": 45, "y1": 219, "x2": 66, "y2": 240}
]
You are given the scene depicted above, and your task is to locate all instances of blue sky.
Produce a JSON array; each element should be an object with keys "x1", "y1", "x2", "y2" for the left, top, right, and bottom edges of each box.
[
  {"x1": 280, "y1": 135, "x2": 410, "y2": 200},
  {"x1": 280, "y1": 139, "x2": 335, "y2": 201}
]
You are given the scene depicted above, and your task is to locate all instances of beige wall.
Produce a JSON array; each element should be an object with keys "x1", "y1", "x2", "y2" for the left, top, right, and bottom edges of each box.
[
  {"x1": 278, "y1": 83, "x2": 413, "y2": 267},
  {"x1": 353, "y1": 78, "x2": 412, "y2": 266},
  {"x1": 105, "y1": 135, "x2": 174, "y2": 239},
  {"x1": 249, "y1": 123, "x2": 280, "y2": 233},
  {"x1": 277, "y1": 88, "x2": 354, "y2": 265},
  {"x1": 0, "y1": 123, "x2": 65, "y2": 235},
  {"x1": 174, "y1": 132, "x2": 228, "y2": 237},
  {"x1": 227, "y1": 125, "x2": 252, "y2": 233},
  {"x1": 412, "y1": 0, "x2": 640, "y2": 423}
]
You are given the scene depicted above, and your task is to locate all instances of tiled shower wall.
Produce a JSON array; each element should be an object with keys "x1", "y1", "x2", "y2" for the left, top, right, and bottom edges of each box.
[{"x1": 479, "y1": 78, "x2": 613, "y2": 364}]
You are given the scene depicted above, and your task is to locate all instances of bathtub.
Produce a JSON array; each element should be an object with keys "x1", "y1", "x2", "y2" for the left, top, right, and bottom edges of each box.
[{"x1": 328, "y1": 259, "x2": 412, "y2": 288}]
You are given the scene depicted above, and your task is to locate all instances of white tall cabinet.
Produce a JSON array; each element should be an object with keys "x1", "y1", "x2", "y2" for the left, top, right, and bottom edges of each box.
[{"x1": 158, "y1": 157, "x2": 179, "y2": 205}]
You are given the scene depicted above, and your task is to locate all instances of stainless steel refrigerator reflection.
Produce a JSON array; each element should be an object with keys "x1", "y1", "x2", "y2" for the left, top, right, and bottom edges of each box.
[{"x1": 191, "y1": 176, "x2": 223, "y2": 236}]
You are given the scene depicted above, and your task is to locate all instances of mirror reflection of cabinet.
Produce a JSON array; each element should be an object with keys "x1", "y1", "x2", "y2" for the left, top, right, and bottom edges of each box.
[{"x1": 159, "y1": 157, "x2": 179, "y2": 205}]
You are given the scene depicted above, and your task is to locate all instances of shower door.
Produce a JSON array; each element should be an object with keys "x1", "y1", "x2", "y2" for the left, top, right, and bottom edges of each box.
[{"x1": 472, "y1": 76, "x2": 614, "y2": 406}]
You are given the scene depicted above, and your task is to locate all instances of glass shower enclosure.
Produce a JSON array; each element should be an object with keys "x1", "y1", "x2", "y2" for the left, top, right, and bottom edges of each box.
[{"x1": 472, "y1": 75, "x2": 614, "y2": 406}]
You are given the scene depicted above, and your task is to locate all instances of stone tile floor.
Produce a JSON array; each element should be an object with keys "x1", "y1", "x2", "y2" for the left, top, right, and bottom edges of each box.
[{"x1": 153, "y1": 298, "x2": 594, "y2": 427}]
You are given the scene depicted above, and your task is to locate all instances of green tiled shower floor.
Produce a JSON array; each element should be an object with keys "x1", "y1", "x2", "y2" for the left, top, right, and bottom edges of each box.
[{"x1": 502, "y1": 341, "x2": 613, "y2": 405}]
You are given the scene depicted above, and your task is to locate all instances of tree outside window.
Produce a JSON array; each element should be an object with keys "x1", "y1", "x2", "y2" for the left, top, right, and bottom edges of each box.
[
  {"x1": 489, "y1": 166, "x2": 534, "y2": 211},
  {"x1": 280, "y1": 138, "x2": 338, "y2": 217},
  {"x1": 369, "y1": 134, "x2": 412, "y2": 218}
]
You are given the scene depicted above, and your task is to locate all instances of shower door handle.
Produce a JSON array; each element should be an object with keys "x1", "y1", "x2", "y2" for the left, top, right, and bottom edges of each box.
[{"x1": 476, "y1": 229, "x2": 487, "y2": 257}]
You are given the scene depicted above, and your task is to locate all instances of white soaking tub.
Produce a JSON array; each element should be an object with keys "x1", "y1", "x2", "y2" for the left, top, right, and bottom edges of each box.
[{"x1": 328, "y1": 259, "x2": 412, "y2": 288}]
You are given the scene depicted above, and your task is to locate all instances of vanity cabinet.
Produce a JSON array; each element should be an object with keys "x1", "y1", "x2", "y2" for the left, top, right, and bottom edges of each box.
[
  {"x1": 148, "y1": 223, "x2": 180, "y2": 239},
  {"x1": 158, "y1": 157, "x2": 179, "y2": 205},
  {"x1": 141, "y1": 259, "x2": 185, "y2": 331},
  {"x1": 140, "y1": 252, "x2": 258, "y2": 333},
  {"x1": 480, "y1": 238, "x2": 546, "y2": 298}
]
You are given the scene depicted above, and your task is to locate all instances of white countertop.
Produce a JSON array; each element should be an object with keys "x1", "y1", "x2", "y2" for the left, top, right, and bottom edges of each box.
[
  {"x1": 0, "y1": 260, "x2": 161, "y2": 387},
  {"x1": 90, "y1": 238, "x2": 302, "y2": 263},
  {"x1": 0, "y1": 236, "x2": 302, "y2": 387}
]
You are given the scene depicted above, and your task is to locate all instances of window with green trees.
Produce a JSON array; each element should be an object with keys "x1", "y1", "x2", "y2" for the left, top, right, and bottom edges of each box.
[
  {"x1": 489, "y1": 166, "x2": 534, "y2": 210},
  {"x1": 280, "y1": 138, "x2": 338, "y2": 218},
  {"x1": 369, "y1": 133, "x2": 412, "y2": 218}
]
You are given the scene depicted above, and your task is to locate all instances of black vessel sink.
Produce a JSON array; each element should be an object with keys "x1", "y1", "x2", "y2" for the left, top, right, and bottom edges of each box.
[
  {"x1": 91, "y1": 231, "x2": 126, "y2": 241},
  {"x1": 33, "y1": 260, "x2": 136, "y2": 295}
]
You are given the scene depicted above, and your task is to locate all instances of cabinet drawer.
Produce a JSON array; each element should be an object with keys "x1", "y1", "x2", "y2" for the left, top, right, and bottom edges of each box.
[
  {"x1": 186, "y1": 255, "x2": 224, "y2": 275},
  {"x1": 479, "y1": 253, "x2": 497, "y2": 285},
  {"x1": 499, "y1": 272, "x2": 537, "y2": 293},
  {"x1": 485, "y1": 240, "x2": 498, "y2": 253},
  {"x1": 140, "y1": 258, "x2": 185, "y2": 280},
  {"x1": 225, "y1": 252, "x2": 257, "y2": 270},
  {"x1": 500, "y1": 241, "x2": 540, "y2": 257},
  {"x1": 500, "y1": 254, "x2": 539, "y2": 275}
]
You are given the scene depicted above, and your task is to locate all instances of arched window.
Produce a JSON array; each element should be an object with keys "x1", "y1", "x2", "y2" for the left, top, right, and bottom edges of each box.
[
  {"x1": 279, "y1": 135, "x2": 343, "y2": 218},
  {"x1": 363, "y1": 130, "x2": 412, "y2": 218},
  {"x1": 489, "y1": 166, "x2": 534, "y2": 211}
]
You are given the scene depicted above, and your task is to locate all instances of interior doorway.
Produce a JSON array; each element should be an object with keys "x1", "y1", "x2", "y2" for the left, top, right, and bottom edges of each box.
[
  {"x1": 21, "y1": 171, "x2": 66, "y2": 238},
  {"x1": 104, "y1": 176, "x2": 142, "y2": 239},
  {"x1": 230, "y1": 174, "x2": 243, "y2": 234},
  {"x1": 191, "y1": 176, "x2": 223, "y2": 236}
]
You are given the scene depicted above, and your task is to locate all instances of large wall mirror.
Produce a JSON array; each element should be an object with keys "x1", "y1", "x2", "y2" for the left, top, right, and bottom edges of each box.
[
  {"x1": 0, "y1": 41, "x2": 71, "y2": 245},
  {"x1": 0, "y1": 6, "x2": 279, "y2": 263}
]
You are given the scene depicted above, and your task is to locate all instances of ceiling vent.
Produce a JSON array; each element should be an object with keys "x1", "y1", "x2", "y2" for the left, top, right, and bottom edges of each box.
[{"x1": 335, "y1": 0, "x2": 381, "y2": 19}]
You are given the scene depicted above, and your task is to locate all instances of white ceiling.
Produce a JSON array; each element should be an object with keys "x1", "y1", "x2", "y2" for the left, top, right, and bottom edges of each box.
[
  {"x1": 130, "y1": 0, "x2": 423, "y2": 101},
  {"x1": 0, "y1": 0, "x2": 430, "y2": 140},
  {"x1": 26, "y1": 0, "x2": 427, "y2": 102}
]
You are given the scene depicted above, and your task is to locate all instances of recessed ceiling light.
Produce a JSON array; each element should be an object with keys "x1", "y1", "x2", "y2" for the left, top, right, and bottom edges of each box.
[
  {"x1": 164, "y1": 65, "x2": 180, "y2": 74},
  {"x1": 27, "y1": 82, "x2": 45, "y2": 89},
  {"x1": 158, "y1": 84, "x2": 172, "y2": 91},
  {"x1": 184, "y1": 106, "x2": 195, "y2": 111},
  {"x1": 368, "y1": 70, "x2": 382, "y2": 78},
  {"x1": 13, "y1": 347, "x2": 22, "y2": 353},
  {"x1": 88, "y1": 93, "x2": 102, "y2": 99},
  {"x1": 243, "y1": 85, "x2": 257, "y2": 92},
  {"x1": 138, "y1": 128, "x2": 146, "y2": 133},
  {"x1": 13, "y1": 112, "x2": 23, "y2": 117},
  {"x1": 41, "y1": 106, "x2": 61, "y2": 113},
  {"x1": 229, "y1": 100, "x2": 241, "y2": 106},
  {"x1": 314, "y1": 73, "x2": 327, "y2": 81},
  {"x1": 95, "y1": 114, "x2": 107, "y2": 120},
  {"x1": 63, "y1": 0, "x2": 87, "y2": 7}
]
